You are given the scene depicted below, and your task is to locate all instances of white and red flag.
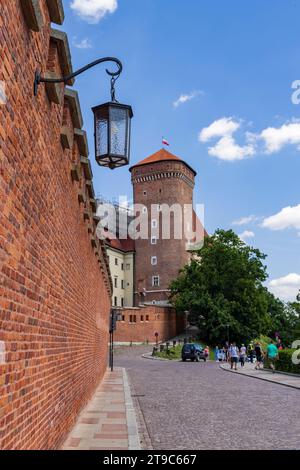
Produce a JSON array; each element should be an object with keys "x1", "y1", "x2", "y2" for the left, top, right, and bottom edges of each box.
[{"x1": 162, "y1": 137, "x2": 169, "y2": 146}]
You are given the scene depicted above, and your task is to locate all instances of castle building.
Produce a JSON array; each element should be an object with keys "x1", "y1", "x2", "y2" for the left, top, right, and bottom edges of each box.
[
  {"x1": 130, "y1": 148, "x2": 197, "y2": 306},
  {"x1": 103, "y1": 148, "x2": 203, "y2": 344},
  {"x1": 105, "y1": 232, "x2": 135, "y2": 308}
]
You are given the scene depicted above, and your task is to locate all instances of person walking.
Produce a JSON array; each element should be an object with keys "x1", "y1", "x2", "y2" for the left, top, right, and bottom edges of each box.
[
  {"x1": 248, "y1": 341, "x2": 254, "y2": 363},
  {"x1": 240, "y1": 344, "x2": 247, "y2": 367},
  {"x1": 204, "y1": 345, "x2": 210, "y2": 361},
  {"x1": 267, "y1": 340, "x2": 279, "y2": 373},
  {"x1": 254, "y1": 342, "x2": 264, "y2": 370},
  {"x1": 214, "y1": 346, "x2": 219, "y2": 362},
  {"x1": 229, "y1": 342, "x2": 239, "y2": 371}
]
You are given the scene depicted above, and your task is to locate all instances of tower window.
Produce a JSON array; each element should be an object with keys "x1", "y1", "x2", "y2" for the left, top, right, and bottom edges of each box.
[
  {"x1": 143, "y1": 190, "x2": 147, "y2": 196},
  {"x1": 114, "y1": 277, "x2": 118, "y2": 288},
  {"x1": 151, "y1": 256, "x2": 157, "y2": 265},
  {"x1": 151, "y1": 236, "x2": 157, "y2": 245},
  {"x1": 115, "y1": 258, "x2": 118, "y2": 266},
  {"x1": 152, "y1": 275, "x2": 160, "y2": 287},
  {"x1": 142, "y1": 207, "x2": 147, "y2": 214},
  {"x1": 152, "y1": 219, "x2": 157, "y2": 228},
  {"x1": 114, "y1": 296, "x2": 117, "y2": 306}
]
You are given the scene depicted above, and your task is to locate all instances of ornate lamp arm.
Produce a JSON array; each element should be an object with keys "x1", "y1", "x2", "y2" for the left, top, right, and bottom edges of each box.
[{"x1": 34, "y1": 57, "x2": 123, "y2": 96}]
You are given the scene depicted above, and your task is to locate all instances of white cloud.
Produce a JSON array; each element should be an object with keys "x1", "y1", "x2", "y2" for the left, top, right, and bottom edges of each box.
[
  {"x1": 199, "y1": 117, "x2": 240, "y2": 142},
  {"x1": 262, "y1": 204, "x2": 300, "y2": 231},
  {"x1": 73, "y1": 37, "x2": 92, "y2": 49},
  {"x1": 208, "y1": 136, "x2": 255, "y2": 161},
  {"x1": 70, "y1": 0, "x2": 118, "y2": 24},
  {"x1": 173, "y1": 90, "x2": 204, "y2": 108},
  {"x1": 199, "y1": 117, "x2": 255, "y2": 162},
  {"x1": 238, "y1": 230, "x2": 255, "y2": 242},
  {"x1": 233, "y1": 215, "x2": 258, "y2": 226},
  {"x1": 268, "y1": 273, "x2": 300, "y2": 301},
  {"x1": 259, "y1": 120, "x2": 300, "y2": 154}
]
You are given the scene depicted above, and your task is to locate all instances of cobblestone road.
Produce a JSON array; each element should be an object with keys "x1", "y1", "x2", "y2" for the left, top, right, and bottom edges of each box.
[{"x1": 115, "y1": 346, "x2": 300, "y2": 450}]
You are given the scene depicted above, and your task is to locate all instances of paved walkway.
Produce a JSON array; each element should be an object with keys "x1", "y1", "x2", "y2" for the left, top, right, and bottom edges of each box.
[
  {"x1": 220, "y1": 362, "x2": 300, "y2": 390},
  {"x1": 115, "y1": 346, "x2": 300, "y2": 450},
  {"x1": 63, "y1": 368, "x2": 140, "y2": 450}
]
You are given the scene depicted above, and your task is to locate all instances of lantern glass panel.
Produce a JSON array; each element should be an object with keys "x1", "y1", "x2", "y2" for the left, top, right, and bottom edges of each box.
[
  {"x1": 95, "y1": 107, "x2": 109, "y2": 158},
  {"x1": 109, "y1": 106, "x2": 128, "y2": 157}
]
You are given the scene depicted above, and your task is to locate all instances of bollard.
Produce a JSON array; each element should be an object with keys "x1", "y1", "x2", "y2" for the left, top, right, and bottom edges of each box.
[
  {"x1": 160, "y1": 344, "x2": 165, "y2": 352},
  {"x1": 152, "y1": 346, "x2": 158, "y2": 356}
]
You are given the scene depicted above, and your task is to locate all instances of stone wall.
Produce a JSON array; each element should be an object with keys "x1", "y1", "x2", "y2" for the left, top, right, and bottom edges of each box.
[
  {"x1": 114, "y1": 306, "x2": 185, "y2": 344},
  {"x1": 0, "y1": 0, "x2": 111, "y2": 449}
]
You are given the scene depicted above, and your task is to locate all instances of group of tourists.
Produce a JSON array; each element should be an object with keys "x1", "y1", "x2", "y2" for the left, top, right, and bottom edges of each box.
[{"x1": 214, "y1": 339, "x2": 281, "y2": 372}]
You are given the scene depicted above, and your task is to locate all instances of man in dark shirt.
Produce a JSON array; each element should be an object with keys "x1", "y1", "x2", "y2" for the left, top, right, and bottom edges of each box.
[{"x1": 254, "y1": 342, "x2": 264, "y2": 370}]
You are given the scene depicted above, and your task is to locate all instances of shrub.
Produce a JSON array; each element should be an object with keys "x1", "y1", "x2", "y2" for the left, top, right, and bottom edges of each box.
[{"x1": 264, "y1": 349, "x2": 300, "y2": 374}]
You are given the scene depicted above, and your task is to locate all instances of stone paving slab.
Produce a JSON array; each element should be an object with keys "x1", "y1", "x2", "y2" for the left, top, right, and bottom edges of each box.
[
  {"x1": 220, "y1": 362, "x2": 300, "y2": 390},
  {"x1": 62, "y1": 367, "x2": 141, "y2": 450}
]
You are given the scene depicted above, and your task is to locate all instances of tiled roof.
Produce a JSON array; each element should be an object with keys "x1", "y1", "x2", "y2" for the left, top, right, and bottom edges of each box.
[
  {"x1": 129, "y1": 148, "x2": 196, "y2": 175},
  {"x1": 104, "y1": 230, "x2": 135, "y2": 252}
]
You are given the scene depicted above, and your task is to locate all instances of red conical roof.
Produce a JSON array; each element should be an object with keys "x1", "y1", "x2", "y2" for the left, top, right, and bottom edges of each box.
[{"x1": 129, "y1": 148, "x2": 196, "y2": 175}]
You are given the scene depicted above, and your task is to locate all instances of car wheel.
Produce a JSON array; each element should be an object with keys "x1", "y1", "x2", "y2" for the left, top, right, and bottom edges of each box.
[
  {"x1": 203, "y1": 358, "x2": 206, "y2": 362},
  {"x1": 182, "y1": 358, "x2": 186, "y2": 362}
]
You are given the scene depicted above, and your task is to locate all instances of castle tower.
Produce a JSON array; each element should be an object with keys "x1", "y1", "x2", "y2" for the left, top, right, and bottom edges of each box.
[{"x1": 130, "y1": 149, "x2": 197, "y2": 306}]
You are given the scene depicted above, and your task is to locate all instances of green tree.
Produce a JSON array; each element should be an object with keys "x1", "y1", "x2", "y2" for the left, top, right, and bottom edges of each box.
[
  {"x1": 266, "y1": 291, "x2": 299, "y2": 346},
  {"x1": 290, "y1": 290, "x2": 300, "y2": 315},
  {"x1": 170, "y1": 229, "x2": 273, "y2": 344}
]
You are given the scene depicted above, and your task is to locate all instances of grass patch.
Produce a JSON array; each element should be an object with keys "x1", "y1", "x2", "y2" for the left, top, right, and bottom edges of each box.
[{"x1": 154, "y1": 344, "x2": 182, "y2": 360}]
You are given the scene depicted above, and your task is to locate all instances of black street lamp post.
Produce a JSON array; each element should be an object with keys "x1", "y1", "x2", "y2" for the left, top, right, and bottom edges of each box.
[
  {"x1": 34, "y1": 57, "x2": 133, "y2": 169},
  {"x1": 109, "y1": 308, "x2": 122, "y2": 372}
]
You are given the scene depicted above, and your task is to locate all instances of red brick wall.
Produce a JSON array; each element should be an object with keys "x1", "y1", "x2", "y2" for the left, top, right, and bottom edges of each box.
[
  {"x1": 0, "y1": 1, "x2": 111, "y2": 449},
  {"x1": 114, "y1": 306, "x2": 185, "y2": 344}
]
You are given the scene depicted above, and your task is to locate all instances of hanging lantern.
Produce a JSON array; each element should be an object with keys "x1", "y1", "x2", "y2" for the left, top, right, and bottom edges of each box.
[
  {"x1": 33, "y1": 57, "x2": 133, "y2": 170},
  {"x1": 92, "y1": 101, "x2": 133, "y2": 169}
]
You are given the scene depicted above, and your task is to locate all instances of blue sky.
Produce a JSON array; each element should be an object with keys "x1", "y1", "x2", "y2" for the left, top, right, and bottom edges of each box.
[{"x1": 59, "y1": 0, "x2": 300, "y2": 300}]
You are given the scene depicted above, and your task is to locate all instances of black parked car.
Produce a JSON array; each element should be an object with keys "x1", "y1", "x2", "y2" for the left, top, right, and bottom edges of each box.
[{"x1": 181, "y1": 343, "x2": 206, "y2": 362}]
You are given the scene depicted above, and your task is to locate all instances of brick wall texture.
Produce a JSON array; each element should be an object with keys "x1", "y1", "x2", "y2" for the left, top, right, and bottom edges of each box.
[
  {"x1": 114, "y1": 306, "x2": 185, "y2": 344},
  {"x1": 131, "y1": 159, "x2": 195, "y2": 305},
  {"x1": 0, "y1": 1, "x2": 111, "y2": 449}
]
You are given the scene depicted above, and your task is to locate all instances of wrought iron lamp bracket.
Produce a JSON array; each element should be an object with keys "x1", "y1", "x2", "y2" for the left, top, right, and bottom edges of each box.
[{"x1": 34, "y1": 57, "x2": 123, "y2": 96}]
